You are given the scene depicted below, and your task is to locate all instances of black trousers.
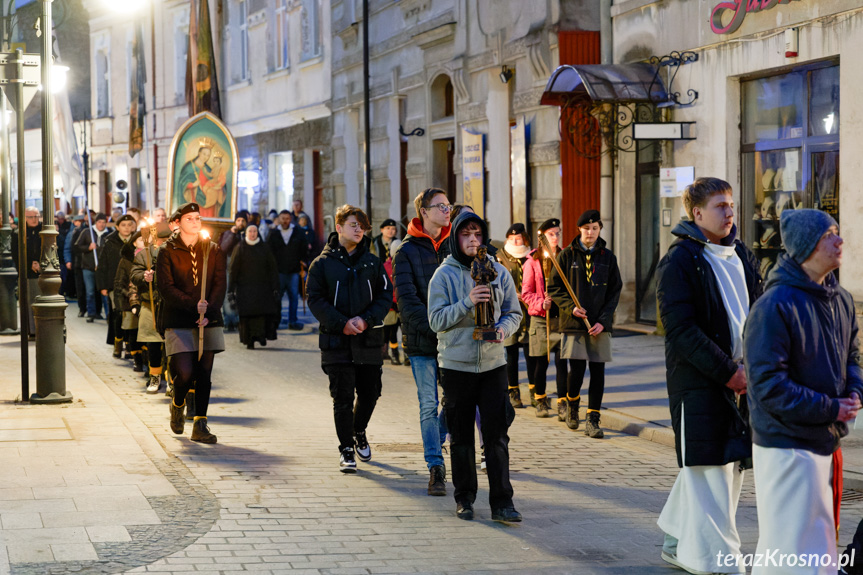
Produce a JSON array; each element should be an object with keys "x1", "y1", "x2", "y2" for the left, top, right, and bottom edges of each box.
[
  {"x1": 440, "y1": 365, "x2": 513, "y2": 510},
  {"x1": 74, "y1": 268, "x2": 86, "y2": 313},
  {"x1": 324, "y1": 363, "x2": 382, "y2": 452},
  {"x1": 383, "y1": 322, "x2": 399, "y2": 346},
  {"x1": 170, "y1": 351, "x2": 214, "y2": 418},
  {"x1": 505, "y1": 343, "x2": 536, "y2": 390},
  {"x1": 568, "y1": 360, "x2": 606, "y2": 411},
  {"x1": 147, "y1": 342, "x2": 163, "y2": 372},
  {"x1": 532, "y1": 349, "x2": 568, "y2": 398}
]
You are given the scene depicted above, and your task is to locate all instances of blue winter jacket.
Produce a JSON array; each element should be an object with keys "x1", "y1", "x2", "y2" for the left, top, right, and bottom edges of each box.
[{"x1": 744, "y1": 254, "x2": 863, "y2": 455}]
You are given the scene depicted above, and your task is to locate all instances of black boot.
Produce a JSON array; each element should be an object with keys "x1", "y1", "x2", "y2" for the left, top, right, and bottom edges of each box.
[
  {"x1": 566, "y1": 397, "x2": 580, "y2": 430},
  {"x1": 585, "y1": 411, "x2": 604, "y2": 439},
  {"x1": 186, "y1": 391, "x2": 197, "y2": 420},
  {"x1": 389, "y1": 346, "x2": 402, "y2": 366},
  {"x1": 535, "y1": 396, "x2": 550, "y2": 418},
  {"x1": 169, "y1": 401, "x2": 185, "y2": 434},
  {"x1": 557, "y1": 399, "x2": 567, "y2": 422},
  {"x1": 427, "y1": 465, "x2": 446, "y2": 496},
  {"x1": 132, "y1": 353, "x2": 144, "y2": 373},
  {"x1": 508, "y1": 387, "x2": 523, "y2": 409},
  {"x1": 529, "y1": 385, "x2": 537, "y2": 407}
]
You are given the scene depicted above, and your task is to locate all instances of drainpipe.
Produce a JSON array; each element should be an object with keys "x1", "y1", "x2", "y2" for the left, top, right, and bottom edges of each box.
[{"x1": 599, "y1": 0, "x2": 613, "y2": 249}]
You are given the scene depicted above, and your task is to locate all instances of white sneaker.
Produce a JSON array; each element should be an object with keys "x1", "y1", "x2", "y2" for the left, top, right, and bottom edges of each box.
[
  {"x1": 339, "y1": 448, "x2": 357, "y2": 473},
  {"x1": 660, "y1": 551, "x2": 737, "y2": 575},
  {"x1": 146, "y1": 375, "x2": 160, "y2": 394}
]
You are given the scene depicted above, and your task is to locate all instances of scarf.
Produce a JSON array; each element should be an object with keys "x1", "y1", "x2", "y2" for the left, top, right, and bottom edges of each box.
[
  {"x1": 702, "y1": 242, "x2": 749, "y2": 361},
  {"x1": 504, "y1": 240, "x2": 531, "y2": 260}
]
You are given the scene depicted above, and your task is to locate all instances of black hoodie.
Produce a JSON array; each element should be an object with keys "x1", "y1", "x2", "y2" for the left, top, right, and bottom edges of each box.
[{"x1": 745, "y1": 254, "x2": 863, "y2": 455}]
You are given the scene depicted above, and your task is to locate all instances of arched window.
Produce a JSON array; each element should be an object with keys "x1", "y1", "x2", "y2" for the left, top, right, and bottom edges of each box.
[{"x1": 430, "y1": 74, "x2": 454, "y2": 121}]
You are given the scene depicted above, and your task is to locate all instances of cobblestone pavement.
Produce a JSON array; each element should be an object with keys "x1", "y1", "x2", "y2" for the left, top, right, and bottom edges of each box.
[{"x1": 8, "y1": 308, "x2": 863, "y2": 575}]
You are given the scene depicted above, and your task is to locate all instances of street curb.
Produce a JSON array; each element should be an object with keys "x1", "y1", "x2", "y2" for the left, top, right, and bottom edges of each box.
[{"x1": 592, "y1": 407, "x2": 676, "y2": 448}]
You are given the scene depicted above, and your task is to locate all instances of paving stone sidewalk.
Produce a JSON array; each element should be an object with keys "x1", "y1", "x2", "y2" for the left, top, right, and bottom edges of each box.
[{"x1": 2, "y1": 308, "x2": 863, "y2": 574}]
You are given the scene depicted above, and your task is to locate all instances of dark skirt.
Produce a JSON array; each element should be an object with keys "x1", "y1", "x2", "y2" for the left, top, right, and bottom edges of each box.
[{"x1": 239, "y1": 314, "x2": 279, "y2": 345}]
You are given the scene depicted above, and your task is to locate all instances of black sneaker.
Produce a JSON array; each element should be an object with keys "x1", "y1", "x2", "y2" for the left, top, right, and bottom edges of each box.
[
  {"x1": 355, "y1": 431, "x2": 372, "y2": 461},
  {"x1": 491, "y1": 506, "x2": 522, "y2": 522},
  {"x1": 340, "y1": 447, "x2": 357, "y2": 473},
  {"x1": 585, "y1": 411, "x2": 604, "y2": 439},
  {"x1": 427, "y1": 465, "x2": 446, "y2": 496},
  {"x1": 77, "y1": 310, "x2": 86, "y2": 318},
  {"x1": 456, "y1": 501, "x2": 474, "y2": 520},
  {"x1": 508, "y1": 387, "x2": 523, "y2": 408},
  {"x1": 86, "y1": 317, "x2": 95, "y2": 323}
]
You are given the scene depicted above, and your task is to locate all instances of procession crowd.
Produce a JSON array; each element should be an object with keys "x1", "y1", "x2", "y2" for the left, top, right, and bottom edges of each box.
[{"x1": 9, "y1": 176, "x2": 863, "y2": 574}]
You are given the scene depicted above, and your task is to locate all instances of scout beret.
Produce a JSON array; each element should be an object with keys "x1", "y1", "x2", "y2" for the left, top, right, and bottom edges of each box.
[
  {"x1": 577, "y1": 210, "x2": 602, "y2": 228},
  {"x1": 115, "y1": 214, "x2": 136, "y2": 227},
  {"x1": 380, "y1": 218, "x2": 397, "y2": 229},
  {"x1": 505, "y1": 223, "x2": 528, "y2": 238},
  {"x1": 538, "y1": 218, "x2": 560, "y2": 233}
]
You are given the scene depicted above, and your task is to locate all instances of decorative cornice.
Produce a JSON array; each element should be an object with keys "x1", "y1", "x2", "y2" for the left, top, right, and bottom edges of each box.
[
  {"x1": 467, "y1": 50, "x2": 495, "y2": 71},
  {"x1": 337, "y1": 23, "x2": 359, "y2": 50},
  {"x1": 371, "y1": 81, "x2": 392, "y2": 99},
  {"x1": 452, "y1": 68, "x2": 470, "y2": 104},
  {"x1": 513, "y1": 87, "x2": 547, "y2": 113},
  {"x1": 528, "y1": 42, "x2": 551, "y2": 81},
  {"x1": 459, "y1": 102, "x2": 486, "y2": 123},
  {"x1": 529, "y1": 142, "x2": 560, "y2": 166},
  {"x1": 413, "y1": 22, "x2": 456, "y2": 50}
]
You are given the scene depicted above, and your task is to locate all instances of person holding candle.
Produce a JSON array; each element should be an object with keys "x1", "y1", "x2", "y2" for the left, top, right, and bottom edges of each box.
[
  {"x1": 132, "y1": 220, "x2": 173, "y2": 394},
  {"x1": 156, "y1": 202, "x2": 227, "y2": 444},
  {"x1": 521, "y1": 218, "x2": 568, "y2": 420}
]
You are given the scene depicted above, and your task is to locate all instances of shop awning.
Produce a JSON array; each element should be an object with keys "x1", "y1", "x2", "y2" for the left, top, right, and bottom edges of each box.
[{"x1": 540, "y1": 63, "x2": 669, "y2": 106}]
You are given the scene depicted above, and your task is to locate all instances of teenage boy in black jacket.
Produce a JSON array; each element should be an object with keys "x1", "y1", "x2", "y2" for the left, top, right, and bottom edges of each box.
[{"x1": 307, "y1": 205, "x2": 392, "y2": 473}]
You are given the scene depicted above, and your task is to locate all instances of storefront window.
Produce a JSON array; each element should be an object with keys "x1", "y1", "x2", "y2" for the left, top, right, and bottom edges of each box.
[{"x1": 741, "y1": 62, "x2": 839, "y2": 278}]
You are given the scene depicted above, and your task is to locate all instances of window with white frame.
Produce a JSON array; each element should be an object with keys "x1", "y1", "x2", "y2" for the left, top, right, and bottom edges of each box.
[
  {"x1": 174, "y1": 7, "x2": 190, "y2": 102},
  {"x1": 269, "y1": 151, "x2": 294, "y2": 213},
  {"x1": 275, "y1": 0, "x2": 289, "y2": 70},
  {"x1": 240, "y1": 0, "x2": 250, "y2": 80},
  {"x1": 94, "y1": 32, "x2": 111, "y2": 118},
  {"x1": 300, "y1": 0, "x2": 321, "y2": 61}
]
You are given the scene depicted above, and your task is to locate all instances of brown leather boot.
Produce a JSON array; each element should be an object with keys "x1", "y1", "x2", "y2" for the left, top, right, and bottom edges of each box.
[
  {"x1": 169, "y1": 401, "x2": 185, "y2": 434},
  {"x1": 190, "y1": 418, "x2": 217, "y2": 444}
]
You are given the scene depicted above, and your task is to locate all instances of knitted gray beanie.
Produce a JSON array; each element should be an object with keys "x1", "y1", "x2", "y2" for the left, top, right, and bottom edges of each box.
[{"x1": 779, "y1": 209, "x2": 838, "y2": 263}]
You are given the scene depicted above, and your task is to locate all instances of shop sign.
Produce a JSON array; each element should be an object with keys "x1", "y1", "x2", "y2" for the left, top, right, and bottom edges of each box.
[
  {"x1": 710, "y1": 0, "x2": 801, "y2": 35},
  {"x1": 660, "y1": 167, "x2": 695, "y2": 198},
  {"x1": 462, "y1": 129, "x2": 485, "y2": 219}
]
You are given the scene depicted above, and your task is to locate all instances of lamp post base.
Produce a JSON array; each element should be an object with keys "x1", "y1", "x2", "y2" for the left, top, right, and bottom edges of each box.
[{"x1": 29, "y1": 391, "x2": 73, "y2": 404}]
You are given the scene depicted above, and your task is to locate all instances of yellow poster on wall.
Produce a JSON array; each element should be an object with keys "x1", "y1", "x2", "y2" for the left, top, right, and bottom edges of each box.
[{"x1": 462, "y1": 129, "x2": 484, "y2": 220}]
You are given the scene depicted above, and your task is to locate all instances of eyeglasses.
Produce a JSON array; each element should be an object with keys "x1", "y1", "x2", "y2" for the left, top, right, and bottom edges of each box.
[
  {"x1": 343, "y1": 222, "x2": 364, "y2": 230},
  {"x1": 426, "y1": 203, "x2": 452, "y2": 214}
]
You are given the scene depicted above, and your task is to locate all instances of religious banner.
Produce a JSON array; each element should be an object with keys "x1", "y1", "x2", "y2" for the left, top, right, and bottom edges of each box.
[
  {"x1": 510, "y1": 117, "x2": 528, "y2": 226},
  {"x1": 461, "y1": 129, "x2": 484, "y2": 220},
  {"x1": 166, "y1": 112, "x2": 238, "y2": 221},
  {"x1": 129, "y1": 22, "x2": 147, "y2": 157},
  {"x1": 186, "y1": 0, "x2": 222, "y2": 118}
]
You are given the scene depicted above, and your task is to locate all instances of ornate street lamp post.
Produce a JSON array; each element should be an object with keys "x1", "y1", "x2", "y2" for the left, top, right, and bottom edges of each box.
[{"x1": 31, "y1": 0, "x2": 71, "y2": 403}]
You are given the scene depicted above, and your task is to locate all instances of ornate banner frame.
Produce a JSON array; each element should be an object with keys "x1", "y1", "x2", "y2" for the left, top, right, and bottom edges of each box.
[{"x1": 165, "y1": 111, "x2": 239, "y2": 222}]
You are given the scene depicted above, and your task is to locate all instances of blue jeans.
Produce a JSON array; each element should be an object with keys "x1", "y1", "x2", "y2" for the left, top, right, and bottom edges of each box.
[
  {"x1": 410, "y1": 355, "x2": 447, "y2": 469},
  {"x1": 278, "y1": 272, "x2": 300, "y2": 324},
  {"x1": 82, "y1": 269, "x2": 97, "y2": 317}
]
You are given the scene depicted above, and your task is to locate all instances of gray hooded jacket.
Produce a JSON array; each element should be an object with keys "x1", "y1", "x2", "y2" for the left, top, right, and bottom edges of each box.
[{"x1": 427, "y1": 212, "x2": 522, "y2": 373}]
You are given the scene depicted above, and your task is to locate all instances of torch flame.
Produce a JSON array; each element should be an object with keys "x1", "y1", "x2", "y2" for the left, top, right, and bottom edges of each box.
[
  {"x1": 200, "y1": 230, "x2": 210, "y2": 240},
  {"x1": 544, "y1": 251, "x2": 551, "y2": 258},
  {"x1": 145, "y1": 217, "x2": 155, "y2": 226}
]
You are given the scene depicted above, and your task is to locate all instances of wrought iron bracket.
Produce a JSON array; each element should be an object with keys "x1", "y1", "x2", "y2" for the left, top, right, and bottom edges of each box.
[
  {"x1": 399, "y1": 125, "x2": 425, "y2": 138},
  {"x1": 648, "y1": 51, "x2": 699, "y2": 107},
  {"x1": 558, "y1": 98, "x2": 661, "y2": 159}
]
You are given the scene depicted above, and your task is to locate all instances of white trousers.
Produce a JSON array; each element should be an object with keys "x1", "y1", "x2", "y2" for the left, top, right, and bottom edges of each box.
[
  {"x1": 752, "y1": 444, "x2": 835, "y2": 575},
  {"x1": 658, "y1": 404, "x2": 745, "y2": 574}
]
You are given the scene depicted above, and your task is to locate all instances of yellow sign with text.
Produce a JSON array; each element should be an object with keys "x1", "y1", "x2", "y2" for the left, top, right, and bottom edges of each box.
[{"x1": 461, "y1": 129, "x2": 484, "y2": 220}]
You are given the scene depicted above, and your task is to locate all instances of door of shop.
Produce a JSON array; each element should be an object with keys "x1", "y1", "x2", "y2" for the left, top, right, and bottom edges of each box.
[{"x1": 635, "y1": 142, "x2": 660, "y2": 324}]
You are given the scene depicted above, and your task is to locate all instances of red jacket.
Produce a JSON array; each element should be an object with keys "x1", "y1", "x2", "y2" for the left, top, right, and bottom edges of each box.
[{"x1": 521, "y1": 248, "x2": 559, "y2": 318}]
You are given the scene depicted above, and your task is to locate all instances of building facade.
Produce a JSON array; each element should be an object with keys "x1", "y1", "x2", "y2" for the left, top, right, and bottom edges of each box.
[
  {"x1": 329, "y1": 0, "x2": 599, "y2": 239},
  {"x1": 608, "y1": 0, "x2": 860, "y2": 325},
  {"x1": 83, "y1": 0, "x2": 332, "y2": 233}
]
